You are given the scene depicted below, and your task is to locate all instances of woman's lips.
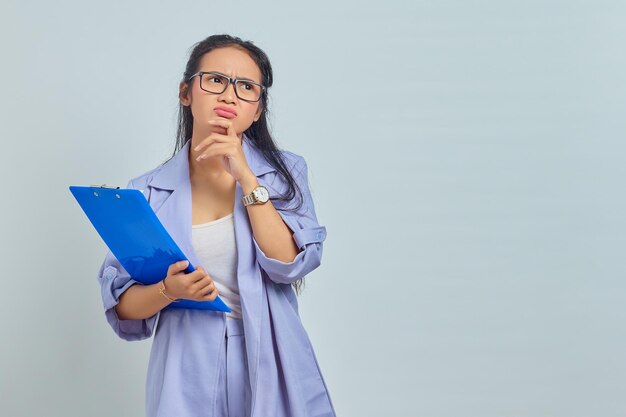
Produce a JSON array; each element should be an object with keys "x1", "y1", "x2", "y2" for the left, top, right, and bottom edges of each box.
[{"x1": 215, "y1": 108, "x2": 237, "y2": 119}]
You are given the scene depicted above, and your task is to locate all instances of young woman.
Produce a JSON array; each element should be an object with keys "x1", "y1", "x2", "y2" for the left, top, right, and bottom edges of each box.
[{"x1": 97, "y1": 34, "x2": 336, "y2": 417}]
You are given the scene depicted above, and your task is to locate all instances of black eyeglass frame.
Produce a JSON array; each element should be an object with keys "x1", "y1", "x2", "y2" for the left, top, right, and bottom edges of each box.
[{"x1": 187, "y1": 71, "x2": 266, "y2": 103}]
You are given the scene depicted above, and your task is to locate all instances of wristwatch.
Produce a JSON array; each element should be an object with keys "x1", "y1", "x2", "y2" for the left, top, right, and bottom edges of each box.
[{"x1": 242, "y1": 185, "x2": 270, "y2": 206}]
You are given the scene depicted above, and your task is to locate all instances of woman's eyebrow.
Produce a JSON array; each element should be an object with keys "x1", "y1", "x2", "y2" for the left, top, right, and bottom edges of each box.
[{"x1": 210, "y1": 70, "x2": 257, "y2": 83}]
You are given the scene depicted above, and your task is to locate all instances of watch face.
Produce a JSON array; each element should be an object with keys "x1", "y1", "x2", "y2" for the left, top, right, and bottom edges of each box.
[{"x1": 255, "y1": 186, "x2": 269, "y2": 202}]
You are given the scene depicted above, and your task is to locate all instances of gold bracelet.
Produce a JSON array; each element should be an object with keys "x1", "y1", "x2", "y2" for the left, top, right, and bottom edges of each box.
[{"x1": 159, "y1": 280, "x2": 180, "y2": 302}]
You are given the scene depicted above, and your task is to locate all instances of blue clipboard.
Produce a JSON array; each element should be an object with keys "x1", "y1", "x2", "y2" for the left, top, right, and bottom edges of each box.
[{"x1": 69, "y1": 184, "x2": 231, "y2": 313}]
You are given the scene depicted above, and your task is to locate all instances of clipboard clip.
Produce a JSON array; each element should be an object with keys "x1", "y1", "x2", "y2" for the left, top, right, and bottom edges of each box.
[{"x1": 90, "y1": 184, "x2": 120, "y2": 189}]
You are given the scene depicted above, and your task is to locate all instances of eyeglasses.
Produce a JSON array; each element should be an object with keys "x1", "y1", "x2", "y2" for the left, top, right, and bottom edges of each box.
[{"x1": 187, "y1": 71, "x2": 266, "y2": 103}]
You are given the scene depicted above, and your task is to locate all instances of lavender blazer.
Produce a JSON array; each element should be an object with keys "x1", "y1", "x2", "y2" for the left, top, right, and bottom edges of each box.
[{"x1": 97, "y1": 133, "x2": 336, "y2": 417}]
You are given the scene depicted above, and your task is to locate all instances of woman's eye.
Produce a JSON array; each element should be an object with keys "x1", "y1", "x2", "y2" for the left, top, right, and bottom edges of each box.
[
  {"x1": 208, "y1": 76, "x2": 223, "y2": 83},
  {"x1": 241, "y1": 83, "x2": 252, "y2": 90}
]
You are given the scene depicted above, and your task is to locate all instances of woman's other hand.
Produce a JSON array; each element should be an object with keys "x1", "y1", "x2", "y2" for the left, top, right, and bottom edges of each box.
[{"x1": 163, "y1": 260, "x2": 219, "y2": 302}]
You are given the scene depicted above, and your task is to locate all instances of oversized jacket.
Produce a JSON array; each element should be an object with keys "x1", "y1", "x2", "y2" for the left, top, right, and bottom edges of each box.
[{"x1": 96, "y1": 133, "x2": 337, "y2": 417}]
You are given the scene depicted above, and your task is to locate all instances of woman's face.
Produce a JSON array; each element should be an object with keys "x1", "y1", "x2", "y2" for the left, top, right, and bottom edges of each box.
[{"x1": 179, "y1": 46, "x2": 264, "y2": 141}]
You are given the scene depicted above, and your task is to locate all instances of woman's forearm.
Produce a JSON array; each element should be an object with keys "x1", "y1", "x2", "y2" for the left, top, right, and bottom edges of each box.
[
  {"x1": 115, "y1": 282, "x2": 172, "y2": 320},
  {"x1": 240, "y1": 174, "x2": 300, "y2": 263}
]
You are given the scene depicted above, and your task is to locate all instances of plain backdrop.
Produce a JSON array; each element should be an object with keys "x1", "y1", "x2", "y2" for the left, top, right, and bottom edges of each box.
[{"x1": 1, "y1": 1, "x2": 625, "y2": 416}]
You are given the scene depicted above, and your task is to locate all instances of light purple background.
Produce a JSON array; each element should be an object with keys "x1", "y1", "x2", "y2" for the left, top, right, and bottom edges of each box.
[{"x1": 1, "y1": 1, "x2": 625, "y2": 416}]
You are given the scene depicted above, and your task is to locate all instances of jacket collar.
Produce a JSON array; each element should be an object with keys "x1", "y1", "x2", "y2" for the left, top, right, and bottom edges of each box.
[{"x1": 149, "y1": 132, "x2": 276, "y2": 191}]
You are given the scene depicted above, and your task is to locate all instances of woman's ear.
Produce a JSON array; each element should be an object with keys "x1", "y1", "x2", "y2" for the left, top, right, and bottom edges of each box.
[
  {"x1": 253, "y1": 103, "x2": 263, "y2": 122},
  {"x1": 179, "y1": 82, "x2": 191, "y2": 106}
]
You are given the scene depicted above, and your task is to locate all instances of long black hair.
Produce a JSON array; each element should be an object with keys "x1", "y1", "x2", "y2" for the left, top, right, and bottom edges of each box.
[{"x1": 170, "y1": 34, "x2": 307, "y2": 295}]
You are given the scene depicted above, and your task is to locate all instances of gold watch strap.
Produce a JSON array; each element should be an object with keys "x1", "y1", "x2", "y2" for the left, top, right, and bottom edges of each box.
[{"x1": 242, "y1": 192, "x2": 257, "y2": 206}]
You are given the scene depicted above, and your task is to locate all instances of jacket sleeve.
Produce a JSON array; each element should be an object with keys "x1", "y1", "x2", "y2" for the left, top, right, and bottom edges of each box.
[
  {"x1": 96, "y1": 179, "x2": 159, "y2": 341},
  {"x1": 251, "y1": 156, "x2": 328, "y2": 285}
]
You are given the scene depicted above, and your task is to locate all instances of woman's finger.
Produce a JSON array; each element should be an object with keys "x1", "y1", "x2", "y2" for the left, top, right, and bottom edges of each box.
[
  {"x1": 207, "y1": 119, "x2": 236, "y2": 138},
  {"x1": 194, "y1": 133, "x2": 229, "y2": 153},
  {"x1": 196, "y1": 281, "x2": 215, "y2": 298},
  {"x1": 196, "y1": 143, "x2": 233, "y2": 161},
  {"x1": 201, "y1": 286, "x2": 219, "y2": 301}
]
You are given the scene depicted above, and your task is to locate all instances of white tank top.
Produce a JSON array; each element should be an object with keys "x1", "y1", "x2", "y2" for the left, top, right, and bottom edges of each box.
[{"x1": 191, "y1": 213, "x2": 242, "y2": 319}]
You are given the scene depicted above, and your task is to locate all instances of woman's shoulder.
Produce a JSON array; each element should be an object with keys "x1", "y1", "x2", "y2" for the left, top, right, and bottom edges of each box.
[
  {"x1": 278, "y1": 149, "x2": 307, "y2": 173},
  {"x1": 280, "y1": 149, "x2": 303, "y2": 162},
  {"x1": 126, "y1": 164, "x2": 163, "y2": 189}
]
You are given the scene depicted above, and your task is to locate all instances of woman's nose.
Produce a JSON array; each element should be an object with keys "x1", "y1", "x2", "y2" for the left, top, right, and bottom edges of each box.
[{"x1": 219, "y1": 81, "x2": 237, "y2": 102}]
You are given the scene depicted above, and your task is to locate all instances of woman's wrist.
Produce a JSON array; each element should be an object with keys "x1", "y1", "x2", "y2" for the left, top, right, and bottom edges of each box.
[
  {"x1": 239, "y1": 171, "x2": 260, "y2": 194},
  {"x1": 159, "y1": 277, "x2": 180, "y2": 302}
]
